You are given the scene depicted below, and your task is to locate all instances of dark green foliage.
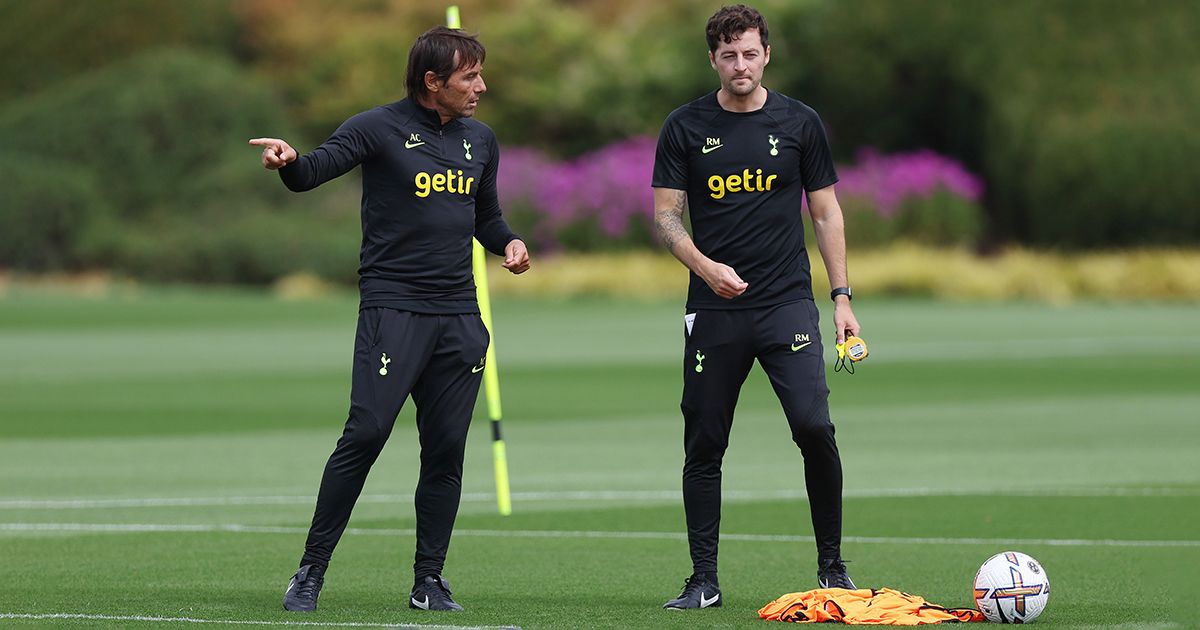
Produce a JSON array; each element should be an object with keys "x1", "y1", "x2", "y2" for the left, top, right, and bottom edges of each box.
[
  {"x1": 836, "y1": 192, "x2": 983, "y2": 248},
  {"x1": 893, "y1": 191, "x2": 984, "y2": 247},
  {"x1": 0, "y1": 49, "x2": 360, "y2": 280},
  {"x1": 0, "y1": 0, "x2": 240, "y2": 100},
  {"x1": 94, "y1": 210, "x2": 360, "y2": 284},
  {"x1": 2, "y1": 0, "x2": 1196, "y2": 283},
  {"x1": 790, "y1": 0, "x2": 1200, "y2": 247},
  {"x1": 0, "y1": 49, "x2": 288, "y2": 219},
  {"x1": 479, "y1": 0, "x2": 719, "y2": 156},
  {"x1": 0, "y1": 154, "x2": 113, "y2": 269}
]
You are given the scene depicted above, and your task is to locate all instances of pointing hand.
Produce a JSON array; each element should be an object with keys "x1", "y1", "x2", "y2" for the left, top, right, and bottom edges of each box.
[{"x1": 248, "y1": 138, "x2": 298, "y2": 170}]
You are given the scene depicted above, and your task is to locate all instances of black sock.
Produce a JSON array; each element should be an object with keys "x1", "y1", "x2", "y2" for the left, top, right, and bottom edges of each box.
[{"x1": 695, "y1": 571, "x2": 718, "y2": 585}]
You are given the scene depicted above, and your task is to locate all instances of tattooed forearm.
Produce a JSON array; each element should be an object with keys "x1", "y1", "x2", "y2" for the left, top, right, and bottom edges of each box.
[{"x1": 654, "y1": 190, "x2": 690, "y2": 251}]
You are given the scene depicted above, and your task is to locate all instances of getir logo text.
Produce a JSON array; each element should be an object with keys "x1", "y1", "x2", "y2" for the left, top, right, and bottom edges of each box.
[
  {"x1": 708, "y1": 169, "x2": 777, "y2": 199},
  {"x1": 415, "y1": 169, "x2": 475, "y2": 198}
]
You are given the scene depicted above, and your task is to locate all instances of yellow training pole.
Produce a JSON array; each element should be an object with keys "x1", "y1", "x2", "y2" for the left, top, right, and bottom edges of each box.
[
  {"x1": 449, "y1": 5, "x2": 513, "y2": 516},
  {"x1": 473, "y1": 242, "x2": 512, "y2": 516}
]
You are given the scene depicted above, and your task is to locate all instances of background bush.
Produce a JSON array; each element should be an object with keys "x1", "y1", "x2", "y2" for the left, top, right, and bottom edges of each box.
[
  {"x1": 791, "y1": 0, "x2": 1200, "y2": 248},
  {"x1": 0, "y1": 0, "x2": 240, "y2": 100},
  {"x1": 499, "y1": 138, "x2": 657, "y2": 252},
  {"x1": 835, "y1": 149, "x2": 984, "y2": 247},
  {"x1": 1, "y1": 0, "x2": 1197, "y2": 285},
  {"x1": 500, "y1": 140, "x2": 984, "y2": 252},
  {"x1": 0, "y1": 154, "x2": 112, "y2": 270},
  {"x1": 0, "y1": 49, "x2": 358, "y2": 282}
]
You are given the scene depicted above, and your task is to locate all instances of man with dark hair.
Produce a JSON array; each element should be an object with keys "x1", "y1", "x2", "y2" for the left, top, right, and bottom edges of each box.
[
  {"x1": 652, "y1": 4, "x2": 861, "y2": 609},
  {"x1": 249, "y1": 26, "x2": 529, "y2": 613}
]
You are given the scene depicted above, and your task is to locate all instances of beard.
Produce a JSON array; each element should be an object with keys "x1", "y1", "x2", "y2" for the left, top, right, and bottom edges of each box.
[{"x1": 725, "y1": 76, "x2": 759, "y2": 96}]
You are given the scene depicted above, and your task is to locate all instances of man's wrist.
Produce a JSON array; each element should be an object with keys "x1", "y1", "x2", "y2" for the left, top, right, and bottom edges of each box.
[{"x1": 830, "y1": 286, "x2": 852, "y2": 302}]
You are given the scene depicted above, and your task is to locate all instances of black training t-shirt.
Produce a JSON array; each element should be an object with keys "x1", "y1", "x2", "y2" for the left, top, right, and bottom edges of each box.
[
  {"x1": 652, "y1": 89, "x2": 838, "y2": 310},
  {"x1": 279, "y1": 97, "x2": 518, "y2": 314}
]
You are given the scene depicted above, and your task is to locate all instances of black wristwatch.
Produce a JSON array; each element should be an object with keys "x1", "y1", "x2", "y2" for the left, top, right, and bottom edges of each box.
[{"x1": 830, "y1": 286, "x2": 852, "y2": 302}]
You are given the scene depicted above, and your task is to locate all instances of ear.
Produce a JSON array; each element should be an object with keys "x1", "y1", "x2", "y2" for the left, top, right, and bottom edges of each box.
[
  {"x1": 708, "y1": 51, "x2": 717, "y2": 71},
  {"x1": 424, "y1": 70, "x2": 441, "y2": 93},
  {"x1": 764, "y1": 45, "x2": 771, "y2": 67}
]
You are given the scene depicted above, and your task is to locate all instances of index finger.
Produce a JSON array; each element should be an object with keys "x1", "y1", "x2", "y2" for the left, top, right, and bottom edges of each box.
[{"x1": 248, "y1": 138, "x2": 280, "y2": 148}]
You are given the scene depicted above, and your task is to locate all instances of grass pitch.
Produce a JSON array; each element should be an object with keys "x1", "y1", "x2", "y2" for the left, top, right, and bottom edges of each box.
[{"x1": 0, "y1": 288, "x2": 1196, "y2": 628}]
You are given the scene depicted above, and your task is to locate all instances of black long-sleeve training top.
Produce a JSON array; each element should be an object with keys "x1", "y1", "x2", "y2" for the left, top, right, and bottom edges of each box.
[{"x1": 279, "y1": 97, "x2": 518, "y2": 314}]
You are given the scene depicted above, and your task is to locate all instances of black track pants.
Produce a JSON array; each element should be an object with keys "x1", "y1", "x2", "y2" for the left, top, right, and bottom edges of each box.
[
  {"x1": 680, "y1": 300, "x2": 843, "y2": 573},
  {"x1": 299, "y1": 308, "x2": 489, "y2": 579}
]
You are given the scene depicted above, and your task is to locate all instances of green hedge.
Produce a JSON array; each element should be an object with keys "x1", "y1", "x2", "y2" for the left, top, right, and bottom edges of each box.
[
  {"x1": 0, "y1": 49, "x2": 360, "y2": 281},
  {"x1": 3, "y1": 0, "x2": 1197, "y2": 282},
  {"x1": 96, "y1": 210, "x2": 359, "y2": 285},
  {"x1": 790, "y1": 0, "x2": 1200, "y2": 248},
  {"x1": 0, "y1": 49, "x2": 292, "y2": 219},
  {"x1": 0, "y1": 154, "x2": 112, "y2": 269},
  {"x1": 0, "y1": 0, "x2": 239, "y2": 100},
  {"x1": 841, "y1": 191, "x2": 983, "y2": 249}
]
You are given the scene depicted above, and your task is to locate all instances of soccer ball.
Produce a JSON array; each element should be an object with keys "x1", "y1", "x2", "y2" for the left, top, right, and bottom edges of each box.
[{"x1": 973, "y1": 551, "x2": 1050, "y2": 623}]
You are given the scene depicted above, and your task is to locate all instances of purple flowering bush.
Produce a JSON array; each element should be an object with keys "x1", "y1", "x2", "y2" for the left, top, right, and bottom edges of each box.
[
  {"x1": 499, "y1": 139, "x2": 985, "y2": 251},
  {"x1": 498, "y1": 138, "x2": 657, "y2": 252},
  {"x1": 832, "y1": 148, "x2": 986, "y2": 246}
]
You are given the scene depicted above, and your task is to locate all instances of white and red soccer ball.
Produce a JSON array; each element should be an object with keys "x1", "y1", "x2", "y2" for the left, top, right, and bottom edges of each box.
[{"x1": 973, "y1": 551, "x2": 1050, "y2": 623}]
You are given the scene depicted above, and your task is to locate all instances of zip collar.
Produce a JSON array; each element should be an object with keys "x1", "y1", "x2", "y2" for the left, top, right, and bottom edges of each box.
[{"x1": 399, "y1": 97, "x2": 466, "y2": 132}]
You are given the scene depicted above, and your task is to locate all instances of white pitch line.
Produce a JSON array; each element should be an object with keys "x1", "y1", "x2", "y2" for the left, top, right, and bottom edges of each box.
[
  {"x1": 1051, "y1": 619, "x2": 1180, "y2": 624},
  {"x1": 1, "y1": 486, "x2": 1193, "y2": 510},
  {"x1": 0, "y1": 612, "x2": 515, "y2": 629},
  {"x1": 2, "y1": 522, "x2": 1197, "y2": 548}
]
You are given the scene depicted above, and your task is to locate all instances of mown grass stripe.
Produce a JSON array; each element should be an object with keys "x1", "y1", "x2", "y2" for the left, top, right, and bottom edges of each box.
[
  {"x1": 3, "y1": 523, "x2": 1196, "y2": 548},
  {"x1": 2, "y1": 486, "x2": 1193, "y2": 509}
]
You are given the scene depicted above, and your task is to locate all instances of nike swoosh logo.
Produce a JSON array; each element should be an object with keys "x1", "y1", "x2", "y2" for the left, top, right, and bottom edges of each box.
[
  {"x1": 471, "y1": 364, "x2": 485, "y2": 374},
  {"x1": 411, "y1": 595, "x2": 429, "y2": 609},
  {"x1": 700, "y1": 592, "x2": 720, "y2": 608},
  {"x1": 404, "y1": 141, "x2": 426, "y2": 149},
  {"x1": 791, "y1": 341, "x2": 813, "y2": 352},
  {"x1": 285, "y1": 578, "x2": 295, "y2": 595},
  {"x1": 701, "y1": 144, "x2": 723, "y2": 154}
]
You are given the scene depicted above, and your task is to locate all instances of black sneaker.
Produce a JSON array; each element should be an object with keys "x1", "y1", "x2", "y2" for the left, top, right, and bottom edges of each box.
[
  {"x1": 663, "y1": 574, "x2": 722, "y2": 609},
  {"x1": 283, "y1": 564, "x2": 325, "y2": 612},
  {"x1": 817, "y1": 558, "x2": 857, "y2": 589},
  {"x1": 409, "y1": 575, "x2": 464, "y2": 612}
]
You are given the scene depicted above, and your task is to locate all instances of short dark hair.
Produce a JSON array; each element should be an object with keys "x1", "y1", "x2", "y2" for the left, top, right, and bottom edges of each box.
[
  {"x1": 405, "y1": 26, "x2": 486, "y2": 97},
  {"x1": 705, "y1": 4, "x2": 769, "y2": 53}
]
